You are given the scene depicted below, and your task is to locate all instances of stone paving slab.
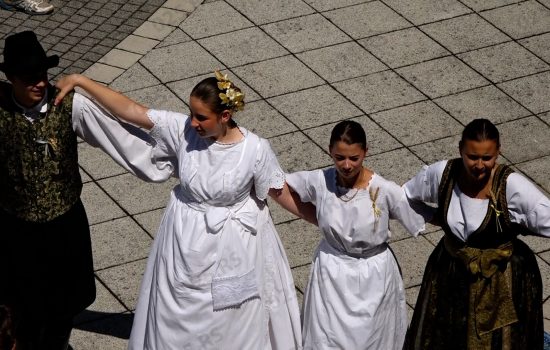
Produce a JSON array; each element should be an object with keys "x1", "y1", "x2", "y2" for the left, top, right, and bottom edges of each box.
[
  {"x1": 334, "y1": 70, "x2": 426, "y2": 114},
  {"x1": 89, "y1": 217, "x2": 152, "y2": 270},
  {"x1": 433, "y1": 84, "x2": 531, "y2": 124},
  {"x1": 419, "y1": 13, "x2": 510, "y2": 54},
  {"x1": 2, "y1": 0, "x2": 550, "y2": 348},
  {"x1": 396, "y1": 55, "x2": 490, "y2": 98},
  {"x1": 498, "y1": 70, "x2": 550, "y2": 114},
  {"x1": 80, "y1": 182, "x2": 126, "y2": 225},
  {"x1": 267, "y1": 85, "x2": 363, "y2": 129},
  {"x1": 359, "y1": 27, "x2": 450, "y2": 69},
  {"x1": 261, "y1": 13, "x2": 350, "y2": 54},
  {"x1": 74, "y1": 278, "x2": 128, "y2": 326},
  {"x1": 233, "y1": 55, "x2": 325, "y2": 98},
  {"x1": 458, "y1": 41, "x2": 550, "y2": 83},
  {"x1": 370, "y1": 100, "x2": 463, "y2": 146},
  {"x1": 296, "y1": 41, "x2": 387, "y2": 82}
]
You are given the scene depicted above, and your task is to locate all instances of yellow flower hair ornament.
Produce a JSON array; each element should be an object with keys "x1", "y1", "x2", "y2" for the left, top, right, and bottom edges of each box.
[{"x1": 215, "y1": 70, "x2": 245, "y2": 111}]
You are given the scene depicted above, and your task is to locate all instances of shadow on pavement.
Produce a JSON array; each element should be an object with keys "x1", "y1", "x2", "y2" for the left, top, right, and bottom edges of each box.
[{"x1": 73, "y1": 311, "x2": 134, "y2": 339}]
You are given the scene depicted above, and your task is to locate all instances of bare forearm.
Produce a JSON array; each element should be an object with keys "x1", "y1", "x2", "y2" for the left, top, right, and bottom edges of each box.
[
  {"x1": 269, "y1": 184, "x2": 318, "y2": 225},
  {"x1": 57, "y1": 74, "x2": 153, "y2": 129}
]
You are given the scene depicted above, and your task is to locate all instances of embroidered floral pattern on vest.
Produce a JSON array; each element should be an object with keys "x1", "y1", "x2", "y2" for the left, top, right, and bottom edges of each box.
[{"x1": 0, "y1": 87, "x2": 81, "y2": 222}]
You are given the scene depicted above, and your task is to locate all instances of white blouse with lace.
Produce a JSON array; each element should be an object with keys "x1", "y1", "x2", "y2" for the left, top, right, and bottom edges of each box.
[
  {"x1": 286, "y1": 168, "x2": 425, "y2": 350},
  {"x1": 71, "y1": 97, "x2": 301, "y2": 350},
  {"x1": 403, "y1": 160, "x2": 550, "y2": 242}
]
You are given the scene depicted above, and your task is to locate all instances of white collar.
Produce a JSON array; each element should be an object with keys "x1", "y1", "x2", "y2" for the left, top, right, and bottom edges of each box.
[{"x1": 13, "y1": 89, "x2": 49, "y2": 121}]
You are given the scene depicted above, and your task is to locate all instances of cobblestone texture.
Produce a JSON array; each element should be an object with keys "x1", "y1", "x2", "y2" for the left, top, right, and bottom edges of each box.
[{"x1": 0, "y1": 0, "x2": 167, "y2": 80}]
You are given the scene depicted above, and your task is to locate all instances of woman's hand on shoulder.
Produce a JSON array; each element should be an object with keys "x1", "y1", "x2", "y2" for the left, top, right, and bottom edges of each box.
[
  {"x1": 54, "y1": 73, "x2": 153, "y2": 129},
  {"x1": 269, "y1": 184, "x2": 318, "y2": 226},
  {"x1": 54, "y1": 74, "x2": 81, "y2": 105}
]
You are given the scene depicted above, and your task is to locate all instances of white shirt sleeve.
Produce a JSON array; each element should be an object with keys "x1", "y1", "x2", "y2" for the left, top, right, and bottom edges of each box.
[
  {"x1": 285, "y1": 170, "x2": 317, "y2": 205},
  {"x1": 402, "y1": 160, "x2": 449, "y2": 224},
  {"x1": 146, "y1": 108, "x2": 189, "y2": 158},
  {"x1": 384, "y1": 179, "x2": 426, "y2": 237},
  {"x1": 253, "y1": 138, "x2": 286, "y2": 200},
  {"x1": 71, "y1": 93, "x2": 175, "y2": 182},
  {"x1": 506, "y1": 173, "x2": 550, "y2": 237},
  {"x1": 403, "y1": 160, "x2": 447, "y2": 203}
]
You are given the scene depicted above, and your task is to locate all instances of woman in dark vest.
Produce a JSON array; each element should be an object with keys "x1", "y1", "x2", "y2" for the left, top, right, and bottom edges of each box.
[{"x1": 403, "y1": 118, "x2": 550, "y2": 350}]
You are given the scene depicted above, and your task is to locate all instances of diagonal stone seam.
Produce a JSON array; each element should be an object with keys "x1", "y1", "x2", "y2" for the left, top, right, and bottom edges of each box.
[{"x1": 83, "y1": 0, "x2": 203, "y2": 84}]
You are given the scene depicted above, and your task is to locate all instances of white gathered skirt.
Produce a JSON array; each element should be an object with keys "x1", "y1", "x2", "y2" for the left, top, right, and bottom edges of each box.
[
  {"x1": 128, "y1": 190, "x2": 302, "y2": 350},
  {"x1": 302, "y1": 240, "x2": 407, "y2": 350}
]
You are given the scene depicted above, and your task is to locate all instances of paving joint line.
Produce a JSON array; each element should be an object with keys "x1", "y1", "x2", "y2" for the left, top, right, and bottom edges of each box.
[{"x1": 83, "y1": 0, "x2": 204, "y2": 85}]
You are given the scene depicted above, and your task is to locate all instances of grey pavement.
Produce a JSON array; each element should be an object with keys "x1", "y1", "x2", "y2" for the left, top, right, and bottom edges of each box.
[
  {"x1": 0, "y1": 0, "x2": 173, "y2": 80},
  {"x1": 2, "y1": 0, "x2": 550, "y2": 348}
]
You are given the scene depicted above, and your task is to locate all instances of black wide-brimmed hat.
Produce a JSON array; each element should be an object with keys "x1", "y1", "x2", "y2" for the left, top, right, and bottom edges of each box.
[{"x1": 0, "y1": 31, "x2": 59, "y2": 75}]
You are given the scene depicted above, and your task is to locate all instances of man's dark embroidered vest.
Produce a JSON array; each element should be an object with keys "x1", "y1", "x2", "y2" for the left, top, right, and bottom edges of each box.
[{"x1": 0, "y1": 86, "x2": 82, "y2": 222}]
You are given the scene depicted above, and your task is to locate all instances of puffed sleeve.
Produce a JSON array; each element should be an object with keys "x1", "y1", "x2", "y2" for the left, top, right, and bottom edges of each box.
[
  {"x1": 506, "y1": 173, "x2": 550, "y2": 237},
  {"x1": 285, "y1": 170, "x2": 317, "y2": 205},
  {"x1": 72, "y1": 93, "x2": 175, "y2": 182},
  {"x1": 385, "y1": 180, "x2": 426, "y2": 237},
  {"x1": 146, "y1": 108, "x2": 189, "y2": 158},
  {"x1": 253, "y1": 138, "x2": 286, "y2": 200},
  {"x1": 403, "y1": 160, "x2": 447, "y2": 203}
]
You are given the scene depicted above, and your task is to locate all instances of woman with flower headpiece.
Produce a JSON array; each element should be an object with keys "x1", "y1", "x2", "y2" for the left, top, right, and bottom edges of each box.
[
  {"x1": 54, "y1": 72, "x2": 315, "y2": 350},
  {"x1": 285, "y1": 120, "x2": 427, "y2": 349},
  {"x1": 403, "y1": 118, "x2": 550, "y2": 350}
]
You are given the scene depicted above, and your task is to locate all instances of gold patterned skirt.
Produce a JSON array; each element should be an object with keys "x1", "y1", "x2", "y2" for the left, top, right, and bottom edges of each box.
[{"x1": 404, "y1": 237, "x2": 543, "y2": 350}]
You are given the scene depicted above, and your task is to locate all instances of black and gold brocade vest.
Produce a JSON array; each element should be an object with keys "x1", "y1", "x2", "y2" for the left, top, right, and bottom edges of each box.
[
  {"x1": 438, "y1": 158, "x2": 521, "y2": 348},
  {"x1": 0, "y1": 85, "x2": 82, "y2": 222},
  {"x1": 437, "y1": 158, "x2": 518, "y2": 247}
]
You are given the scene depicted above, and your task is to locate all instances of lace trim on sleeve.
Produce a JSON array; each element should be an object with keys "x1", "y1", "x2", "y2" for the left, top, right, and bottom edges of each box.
[
  {"x1": 146, "y1": 109, "x2": 169, "y2": 152},
  {"x1": 253, "y1": 137, "x2": 286, "y2": 200},
  {"x1": 270, "y1": 169, "x2": 286, "y2": 190},
  {"x1": 256, "y1": 169, "x2": 285, "y2": 201}
]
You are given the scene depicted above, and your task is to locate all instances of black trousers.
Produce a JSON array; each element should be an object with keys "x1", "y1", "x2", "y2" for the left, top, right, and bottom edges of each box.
[
  {"x1": 0, "y1": 200, "x2": 96, "y2": 350},
  {"x1": 16, "y1": 317, "x2": 73, "y2": 350}
]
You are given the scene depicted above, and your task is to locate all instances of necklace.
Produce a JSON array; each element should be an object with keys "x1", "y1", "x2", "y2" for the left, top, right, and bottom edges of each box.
[
  {"x1": 335, "y1": 168, "x2": 365, "y2": 202},
  {"x1": 336, "y1": 186, "x2": 360, "y2": 202}
]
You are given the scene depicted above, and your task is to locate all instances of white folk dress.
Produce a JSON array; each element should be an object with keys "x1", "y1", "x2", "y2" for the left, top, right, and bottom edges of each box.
[
  {"x1": 71, "y1": 97, "x2": 302, "y2": 350},
  {"x1": 286, "y1": 169, "x2": 425, "y2": 350}
]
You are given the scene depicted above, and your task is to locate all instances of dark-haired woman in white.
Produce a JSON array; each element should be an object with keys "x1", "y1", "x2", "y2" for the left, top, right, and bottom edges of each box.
[
  {"x1": 286, "y1": 120, "x2": 426, "y2": 349},
  {"x1": 55, "y1": 72, "x2": 316, "y2": 350}
]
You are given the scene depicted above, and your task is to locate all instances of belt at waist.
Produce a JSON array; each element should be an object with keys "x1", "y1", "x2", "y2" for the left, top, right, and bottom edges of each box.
[
  {"x1": 321, "y1": 239, "x2": 388, "y2": 260},
  {"x1": 175, "y1": 187, "x2": 257, "y2": 235},
  {"x1": 444, "y1": 234, "x2": 517, "y2": 339},
  {"x1": 174, "y1": 187, "x2": 261, "y2": 310}
]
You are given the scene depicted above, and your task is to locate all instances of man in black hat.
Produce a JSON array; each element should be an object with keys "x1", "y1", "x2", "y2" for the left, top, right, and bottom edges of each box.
[{"x1": 0, "y1": 31, "x2": 95, "y2": 350}]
